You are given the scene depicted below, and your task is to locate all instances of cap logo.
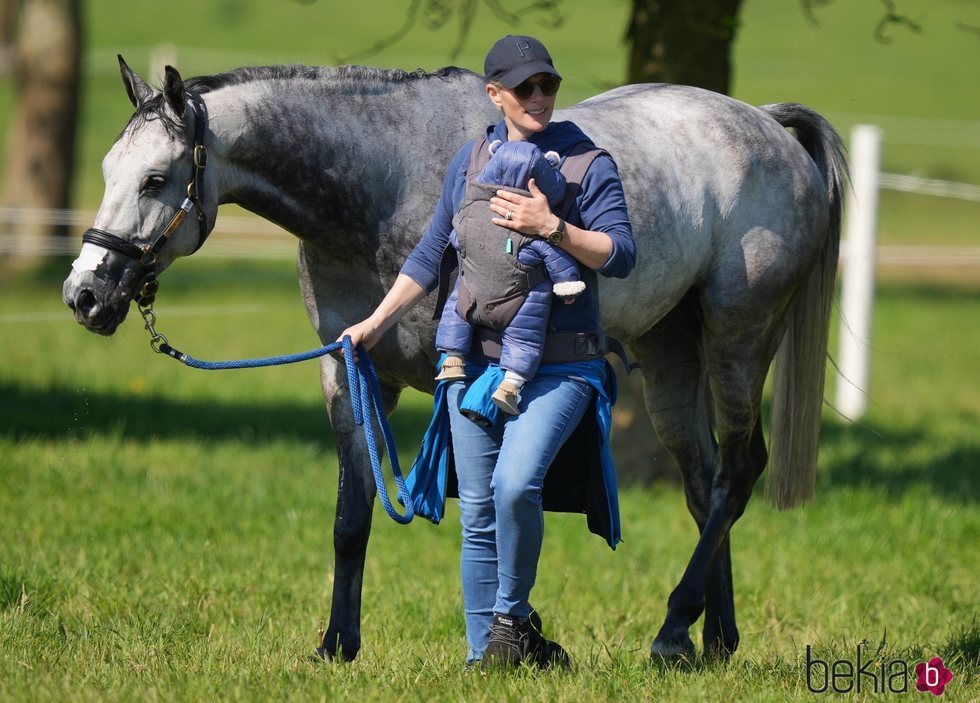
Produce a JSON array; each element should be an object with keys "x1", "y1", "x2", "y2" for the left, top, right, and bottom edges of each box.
[{"x1": 515, "y1": 40, "x2": 531, "y2": 57}]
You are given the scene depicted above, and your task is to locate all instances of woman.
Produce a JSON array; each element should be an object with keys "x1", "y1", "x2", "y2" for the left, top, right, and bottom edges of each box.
[{"x1": 339, "y1": 34, "x2": 635, "y2": 670}]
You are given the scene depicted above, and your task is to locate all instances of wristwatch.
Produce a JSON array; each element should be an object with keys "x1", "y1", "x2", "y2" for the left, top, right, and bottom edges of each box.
[{"x1": 546, "y1": 218, "x2": 566, "y2": 246}]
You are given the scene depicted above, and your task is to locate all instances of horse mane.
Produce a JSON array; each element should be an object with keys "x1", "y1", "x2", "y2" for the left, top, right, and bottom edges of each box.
[
  {"x1": 185, "y1": 64, "x2": 475, "y2": 94},
  {"x1": 120, "y1": 64, "x2": 476, "y2": 142}
]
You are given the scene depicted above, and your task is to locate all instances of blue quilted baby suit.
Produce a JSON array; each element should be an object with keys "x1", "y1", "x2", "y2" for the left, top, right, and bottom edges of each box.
[{"x1": 435, "y1": 140, "x2": 585, "y2": 379}]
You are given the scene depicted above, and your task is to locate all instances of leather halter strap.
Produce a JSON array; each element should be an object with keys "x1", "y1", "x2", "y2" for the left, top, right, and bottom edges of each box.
[
  {"x1": 80, "y1": 90, "x2": 211, "y2": 305},
  {"x1": 82, "y1": 91, "x2": 210, "y2": 279}
]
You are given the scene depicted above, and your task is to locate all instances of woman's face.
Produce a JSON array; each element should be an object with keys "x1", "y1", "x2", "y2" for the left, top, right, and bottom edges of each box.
[{"x1": 487, "y1": 73, "x2": 561, "y2": 141}]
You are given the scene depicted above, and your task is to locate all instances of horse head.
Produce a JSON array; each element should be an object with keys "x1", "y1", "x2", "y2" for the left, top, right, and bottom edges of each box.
[{"x1": 63, "y1": 55, "x2": 215, "y2": 335}]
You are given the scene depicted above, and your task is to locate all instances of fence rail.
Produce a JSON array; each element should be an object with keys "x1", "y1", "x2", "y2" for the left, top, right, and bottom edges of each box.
[
  {"x1": 0, "y1": 208, "x2": 296, "y2": 259},
  {"x1": 878, "y1": 173, "x2": 980, "y2": 201},
  {"x1": 5, "y1": 230, "x2": 978, "y2": 266},
  {"x1": 2, "y1": 191, "x2": 977, "y2": 264}
]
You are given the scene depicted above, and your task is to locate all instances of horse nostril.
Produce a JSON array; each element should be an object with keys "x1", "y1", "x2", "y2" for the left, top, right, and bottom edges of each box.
[{"x1": 76, "y1": 289, "x2": 98, "y2": 318}]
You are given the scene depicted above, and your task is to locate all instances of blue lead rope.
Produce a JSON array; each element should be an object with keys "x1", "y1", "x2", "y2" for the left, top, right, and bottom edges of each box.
[{"x1": 158, "y1": 337, "x2": 414, "y2": 524}]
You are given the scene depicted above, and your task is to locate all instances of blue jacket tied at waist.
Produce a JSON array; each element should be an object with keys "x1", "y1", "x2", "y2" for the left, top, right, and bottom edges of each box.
[{"x1": 405, "y1": 358, "x2": 622, "y2": 549}]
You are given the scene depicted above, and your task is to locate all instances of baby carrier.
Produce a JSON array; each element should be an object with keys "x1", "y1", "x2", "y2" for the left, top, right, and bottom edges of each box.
[{"x1": 451, "y1": 138, "x2": 606, "y2": 332}]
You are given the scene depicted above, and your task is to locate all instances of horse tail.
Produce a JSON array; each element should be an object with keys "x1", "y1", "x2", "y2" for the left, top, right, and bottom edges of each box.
[{"x1": 761, "y1": 103, "x2": 849, "y2": 508}]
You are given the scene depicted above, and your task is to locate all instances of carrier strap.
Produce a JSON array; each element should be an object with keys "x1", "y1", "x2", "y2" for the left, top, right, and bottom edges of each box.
[
  {"x1": 465, "y1": 138, "x2": 607, "y2": 220},
  {"x1": 433, "y1": 137, "x2": 607, "y2": 320},
  {"x1": 473, "y1": 327, "x2": 607, "y2": 363},
  {"x1": 472, "y1": 326, "x2": 637, "y2": 371}
]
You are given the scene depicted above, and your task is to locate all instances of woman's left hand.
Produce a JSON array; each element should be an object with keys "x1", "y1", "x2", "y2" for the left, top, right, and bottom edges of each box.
[{"x1": 490, "y1": 179, "x2": 560, "y2": 238}]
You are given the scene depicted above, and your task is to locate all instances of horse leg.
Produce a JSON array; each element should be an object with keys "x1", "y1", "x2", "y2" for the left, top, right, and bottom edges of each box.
[
  {"x1": 315, "y1": 354, "x2": 399, "y2": 662},
  {"x1": 649, "y1": 298, "x2": 779, "y2": 662},
  {"x1": 631, "y1": 292, "x2": 738, "y2": 660},
  {"x1": 703, "y1": 533, "x2": 738, "y2": 660}
]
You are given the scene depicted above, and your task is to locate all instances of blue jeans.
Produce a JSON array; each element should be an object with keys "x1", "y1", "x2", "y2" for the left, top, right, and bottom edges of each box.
[{"x1": 446, "y1": 374, "x2": 594, "y2": 663}]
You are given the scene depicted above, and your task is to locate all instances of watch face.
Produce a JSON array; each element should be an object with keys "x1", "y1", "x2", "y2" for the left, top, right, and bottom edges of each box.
[{"x1": 547, "y1": 218, "x2": 565, "y2": 245}]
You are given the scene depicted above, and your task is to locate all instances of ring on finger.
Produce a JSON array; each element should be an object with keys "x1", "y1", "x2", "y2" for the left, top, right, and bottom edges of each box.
[{"x1": 505, "y1": 210, "x2": 513, "y2": 220}]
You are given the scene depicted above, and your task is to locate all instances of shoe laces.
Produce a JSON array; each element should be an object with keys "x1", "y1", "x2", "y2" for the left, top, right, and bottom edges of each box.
[{"x1": 489, "y1": 622, "x2": 526, "y2": 652}]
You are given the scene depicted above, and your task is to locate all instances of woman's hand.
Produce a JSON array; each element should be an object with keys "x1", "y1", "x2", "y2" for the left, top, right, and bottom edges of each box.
[
  {"x1": 489, "y1": 179, "x2": 560, "y2": 238},
  {"x1": 336, "y1": 316, "x2": 383, "y2": 362},
  {"x1": 492, "y1": 179, "x2": 614, "y2": 270}
]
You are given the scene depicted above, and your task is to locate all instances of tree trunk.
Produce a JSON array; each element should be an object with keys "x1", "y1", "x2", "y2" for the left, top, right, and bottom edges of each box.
[
  {"x1": 610, "y1": 368, "x2": 681, "y2": 486},
  {"x1": 625, "y1": 0, "x2": 743, "y2": 93},
  {"x1": 0, "y1": 0, "x2": 82, "y2": 274},
  {"x1": 612, "y1": 0, "x2": 742, "y2": 484},
  {"x1": 0, "y1": 0, "x2": 16, "y2": 74}
]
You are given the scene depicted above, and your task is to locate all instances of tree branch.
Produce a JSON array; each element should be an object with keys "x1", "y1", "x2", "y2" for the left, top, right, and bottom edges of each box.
[
  {"x1": 874, "y1": 0, "x2": 922, "y2": 44},
  {"x1": 800, "y1": 0, "x2": 833, "y2": 27},
  {"x1": 800, "y1": 0, "x2": 927, "y2": 43},
  {"x1": 450, "y1": 0, "x2": 478, "y2": 59},
  {"x1": 956, "y1": 21, "x2": 980, "y2": 40},
  {"x1": 331, "y1": 0, "x2": 425, "y2": 64},
  {"x1": 332, "y1": 0, "x2": 564, "y2": 64}
]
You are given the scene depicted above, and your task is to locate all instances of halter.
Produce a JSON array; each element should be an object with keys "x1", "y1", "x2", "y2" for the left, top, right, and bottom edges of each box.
[
  {"x1": 81, "y1": 91, "x2": 211, "y2": 313},
  {"x1": 74, "y1": 91, "x2": 416, "y2": 526}
]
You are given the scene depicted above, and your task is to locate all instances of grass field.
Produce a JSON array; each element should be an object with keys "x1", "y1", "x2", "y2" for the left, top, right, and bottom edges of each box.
[
  {"x1": 1, "y1": 1, "x2": 978, "y2": 700},
  {"x1": 1, "y1": 260, "x2": 977, "y2": 701}
]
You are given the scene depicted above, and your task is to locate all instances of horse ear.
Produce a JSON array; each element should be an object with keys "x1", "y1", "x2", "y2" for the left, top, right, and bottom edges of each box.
[
  {"x1": 163, "y1": 65, "x2": 187, "y2": 118},
  {"x1": 118, "y1": 54, "x2": 153, "y2": 108}
]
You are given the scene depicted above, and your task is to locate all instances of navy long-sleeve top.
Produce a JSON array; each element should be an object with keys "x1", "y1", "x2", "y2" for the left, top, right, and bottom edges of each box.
[{"x1": 401, "y1": 119, "x2": 635, "y2": 338}]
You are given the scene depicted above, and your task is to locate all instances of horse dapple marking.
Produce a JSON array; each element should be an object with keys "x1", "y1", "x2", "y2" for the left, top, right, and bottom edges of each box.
[{"x1": 62, "y1": 57, "x2": 846, "y2": 662}]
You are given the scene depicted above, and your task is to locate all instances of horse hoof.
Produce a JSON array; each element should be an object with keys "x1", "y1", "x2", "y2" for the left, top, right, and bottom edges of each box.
[
  {"x1": 650, "y1": 634, "x2": 696, "y2": 665},
  {"x1": 702, "y1": 635, "x2": 739, "y2": 662},
  {"x1": 309, "y1": 644, "x2": 359, "y2": 663},
  {"x1": 314, "y1": 631, "x2": 360, "y2": 663}
]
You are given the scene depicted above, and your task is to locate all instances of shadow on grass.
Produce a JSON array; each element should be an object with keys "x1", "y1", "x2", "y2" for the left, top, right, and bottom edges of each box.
[
  {"x1": 817, "y1": 417, "x2": 979, "y2": 505},
  {"x1": 0, "y1": 570, "x2": 58, "y2": 616},
  {"x1": 5, "y1": 385, "x2": 977, "y2": 506},
  {"x1": 1, "y1": 380, "x2": 433, "y2": 449},
  {"x1": 941, "y1": 618, "x2": 980, "y2": 673},
  {"x1": 0, "y1": 572, "x2": 28, "y2": 612}
]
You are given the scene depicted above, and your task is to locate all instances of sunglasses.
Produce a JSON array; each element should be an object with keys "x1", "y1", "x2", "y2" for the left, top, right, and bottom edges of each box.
[{"x1": 511, "y1": 76, "x2": 561, "y2": 100}]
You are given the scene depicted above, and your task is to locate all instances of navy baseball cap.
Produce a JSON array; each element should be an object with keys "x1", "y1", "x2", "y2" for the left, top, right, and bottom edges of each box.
[{"x1": 483, "y1": 35, "x2": 561, "y2": 88}]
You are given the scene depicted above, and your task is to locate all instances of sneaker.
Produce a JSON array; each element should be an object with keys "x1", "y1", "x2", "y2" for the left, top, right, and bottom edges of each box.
[
  {"x1": 528, "y1": 608, "x2": 542, "y2": 636},
  {"x1": 480, "y1": 612, "x2": 570, "y2": 671},
  {"x1": 491, "y1": 381, "x2": 522, "y2": 415},
  {"x1": 435, "y1": 356, "x2": 466, "y2": 381}
]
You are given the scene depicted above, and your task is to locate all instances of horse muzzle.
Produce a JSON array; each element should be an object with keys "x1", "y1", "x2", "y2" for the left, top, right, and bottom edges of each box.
[{"x1": 63, "y1": 248, "x2": 148, "y2": 335}]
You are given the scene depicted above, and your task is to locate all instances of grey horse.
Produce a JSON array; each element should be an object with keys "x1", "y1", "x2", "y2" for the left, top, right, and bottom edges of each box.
[{"x1": 62, "y1": 57, "x2": 846, "y2": 662}]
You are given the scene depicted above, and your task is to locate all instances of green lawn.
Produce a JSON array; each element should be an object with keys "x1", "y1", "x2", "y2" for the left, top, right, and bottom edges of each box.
[
  {"x1": 1, "y1": 1, "x2": 978, "y2": 699},
  {"x1": 1, "y1": 261, "x2": 977, "y2": 701}
]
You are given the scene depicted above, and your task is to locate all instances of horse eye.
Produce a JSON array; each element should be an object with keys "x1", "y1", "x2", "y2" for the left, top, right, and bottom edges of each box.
[{"x1": 139, "y1": 175, "x2": 166, "y2": 193}]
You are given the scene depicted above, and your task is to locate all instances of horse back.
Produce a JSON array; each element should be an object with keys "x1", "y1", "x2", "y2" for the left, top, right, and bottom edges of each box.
[{"x1": 558, "y1": 84, "x2": 834, "y2": 341}]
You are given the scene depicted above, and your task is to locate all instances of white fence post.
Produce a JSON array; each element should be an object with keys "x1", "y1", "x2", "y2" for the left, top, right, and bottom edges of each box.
[{"x1": 836, "y1": 124, "x2": 883, "y2": 420}]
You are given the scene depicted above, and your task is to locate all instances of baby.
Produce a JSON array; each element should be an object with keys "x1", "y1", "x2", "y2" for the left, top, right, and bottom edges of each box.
[{"x1": 435, "y1": 140, "x2": 585, "y2": 415}]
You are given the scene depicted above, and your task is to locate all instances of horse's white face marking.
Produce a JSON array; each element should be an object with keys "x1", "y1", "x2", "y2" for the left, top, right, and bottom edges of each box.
[
  {"x1": 70, "y1": 242, "x2": 108, "y2": 273},
  {"x1": 63, "y1": 96, "x2": 206, "y2": 335},
  {"x1": 95, "y1": 122, "x2": 197, "y2": 265}
]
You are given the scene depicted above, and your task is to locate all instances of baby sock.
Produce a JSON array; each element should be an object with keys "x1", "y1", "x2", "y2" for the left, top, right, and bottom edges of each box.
[{"x1": 503, "y1": 370, "x2": 527, "y2": 389}]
